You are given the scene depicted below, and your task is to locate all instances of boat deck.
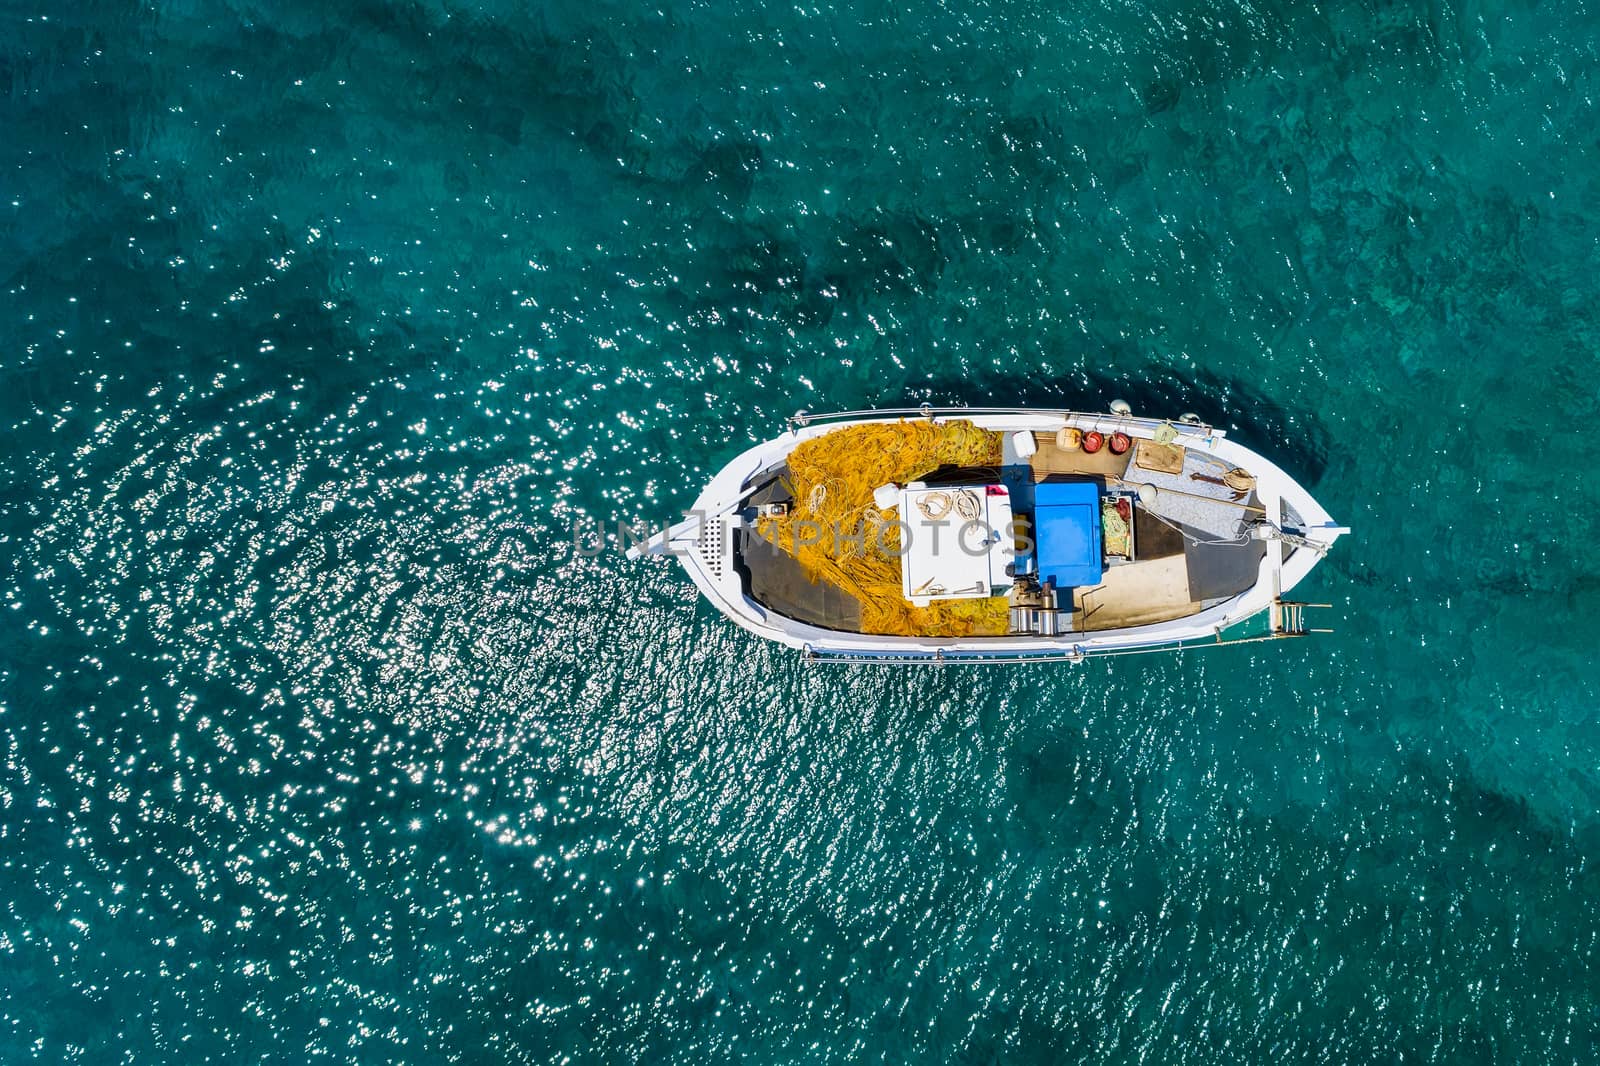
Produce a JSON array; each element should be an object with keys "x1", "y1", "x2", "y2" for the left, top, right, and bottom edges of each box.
[
  {"x1": 1026, "y1": 432, "x2": 1265, "y2": 626},
  {"x1": 734, "y1": 431, "x2": 1266, "y2": 638}
]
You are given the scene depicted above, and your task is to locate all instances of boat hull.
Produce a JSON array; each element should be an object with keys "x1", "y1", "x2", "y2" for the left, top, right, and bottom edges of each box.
[{"x1": 635, "y1": 409, "x2": 1345, "y2": 662}]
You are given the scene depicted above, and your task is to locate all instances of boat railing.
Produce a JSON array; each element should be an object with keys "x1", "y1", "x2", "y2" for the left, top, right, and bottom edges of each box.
[
  {"x1": 799, "y1": 615, "x2": 1331, "y2": 666},
  {"x1": 786, "y1": 405, "x2": 1216, "y2": 436}
]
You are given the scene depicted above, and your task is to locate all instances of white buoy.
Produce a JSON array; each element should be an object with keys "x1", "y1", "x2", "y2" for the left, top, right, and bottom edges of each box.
[
  {"x1": 1109, "y1": 399, "x2": 1132, "y2": 416},
  {"x1": 1137, "y1": 483, "x2": 1160, "y2": 508}
]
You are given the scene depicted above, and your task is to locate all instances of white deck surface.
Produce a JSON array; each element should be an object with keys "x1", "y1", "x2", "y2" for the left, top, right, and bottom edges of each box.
[{"x1": 898, "y1": 485, "x2": 1014, "y2": 606}]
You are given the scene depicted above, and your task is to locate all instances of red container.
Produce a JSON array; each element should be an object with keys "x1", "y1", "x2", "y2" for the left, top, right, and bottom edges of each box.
[
  {"x1": 1109, "y1": 431, "x2": 1131, "y2": 455},
  {"x1": 1082, "y1": 431, "x2": 1105, "y2": 453}
]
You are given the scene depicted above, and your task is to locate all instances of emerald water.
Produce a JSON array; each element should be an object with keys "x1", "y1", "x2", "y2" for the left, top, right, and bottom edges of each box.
[{"x1": 4, "y1": 0, "x2": 1599, "y2": 1061}]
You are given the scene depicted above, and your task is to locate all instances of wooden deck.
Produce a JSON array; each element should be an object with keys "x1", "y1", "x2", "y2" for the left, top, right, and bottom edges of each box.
[
  {"x1": 1027, "y1": 433, "x2": 1135, "y2": 482},
  {"x1": 1072, "y1": 555, "x2": 1200, "y2": 631}
]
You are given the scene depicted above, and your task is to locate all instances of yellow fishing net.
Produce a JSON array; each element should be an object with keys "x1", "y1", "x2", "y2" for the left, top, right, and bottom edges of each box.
[{"x1": 756, "y1": 419, "x2": 1011, "y2": 636}]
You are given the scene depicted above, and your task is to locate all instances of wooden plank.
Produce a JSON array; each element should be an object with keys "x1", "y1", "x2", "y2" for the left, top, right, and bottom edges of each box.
[
  {"x1": 1029, "y1": 433, "x2": 1133, "y2": 480},
  {"x1": 1133, "y1": 440, "x2": 1185, "y2": 474}
]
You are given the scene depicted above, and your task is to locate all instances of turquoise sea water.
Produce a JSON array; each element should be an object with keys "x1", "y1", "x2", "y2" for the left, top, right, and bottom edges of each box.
[{"x1": 4, "y1": 0, "x2": 1600, "y2": 1061}]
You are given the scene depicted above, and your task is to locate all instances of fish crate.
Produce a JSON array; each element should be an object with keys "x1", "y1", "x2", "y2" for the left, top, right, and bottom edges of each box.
[{"x1": 1101, "y1": 491, "x2": 1137, "y2": 565}]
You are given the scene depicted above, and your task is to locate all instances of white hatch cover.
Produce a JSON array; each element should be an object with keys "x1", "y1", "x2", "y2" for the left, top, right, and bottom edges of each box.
[{"x1": 898, "y1": 484, "x2": 1015, "y2": 607}]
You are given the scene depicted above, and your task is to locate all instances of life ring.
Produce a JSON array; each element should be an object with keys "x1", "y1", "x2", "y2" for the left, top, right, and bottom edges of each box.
[
  {"x1": 1108, "y1": 431, "x2": 1131, "y2": 455},
  {"x1": 1082, "y1": 431, "x2": 1105, "y2": 453}
]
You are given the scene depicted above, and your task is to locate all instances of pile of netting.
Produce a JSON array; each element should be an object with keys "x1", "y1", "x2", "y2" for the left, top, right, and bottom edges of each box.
[{"x1": 756, "y1": 419, "x2": 1011, "y2": 636}]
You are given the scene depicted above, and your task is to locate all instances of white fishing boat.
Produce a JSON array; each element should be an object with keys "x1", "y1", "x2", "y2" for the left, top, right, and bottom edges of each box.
[{"x1": 631, "y1": 405, "x2": 1346, "y2": 663}]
